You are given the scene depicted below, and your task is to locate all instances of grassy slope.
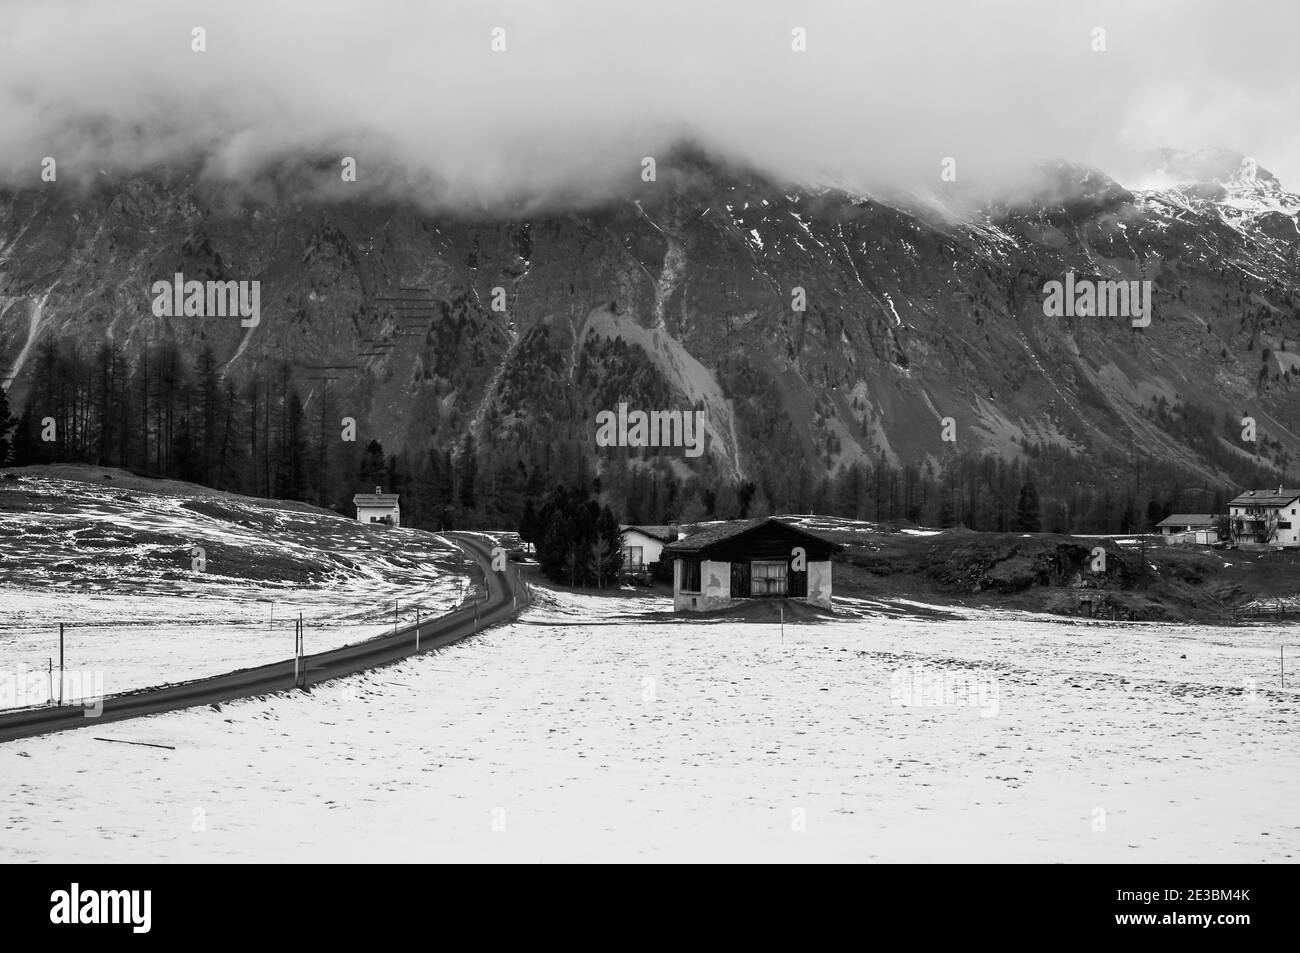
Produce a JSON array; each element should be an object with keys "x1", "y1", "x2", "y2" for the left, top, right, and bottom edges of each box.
[
  {"x1": 0, "y1": 464, "x2": 472, "y2": 592},
  {"x1": 0, "y1": 465, "x2": 482, "y2": 702}
]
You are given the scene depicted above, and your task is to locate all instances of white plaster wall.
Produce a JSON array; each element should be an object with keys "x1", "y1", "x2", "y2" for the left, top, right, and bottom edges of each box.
[
  {"x1": 807, "y1": 560, "x2": 833, "y2": 608},
  {"x1": 674, "y1": 558, "x2": 733, "y2": 611},
  {"x1": 357, "y1": 505, "x2": 400, "y2": 527},
  {"x1": 674, "y1": 558, "x2": 833, "y2": 611},
  {"x1": 622, "y1": 531, "x2": 665, "y2": 565},
  {"x1": 1229, "y1": 504, "x2": 1300, "y2": 547}
]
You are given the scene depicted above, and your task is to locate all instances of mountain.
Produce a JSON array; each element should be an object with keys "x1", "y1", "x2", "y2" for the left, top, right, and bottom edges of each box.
[{"x1": 1, "y1": 144, "x2": 1297, "y2": 528}]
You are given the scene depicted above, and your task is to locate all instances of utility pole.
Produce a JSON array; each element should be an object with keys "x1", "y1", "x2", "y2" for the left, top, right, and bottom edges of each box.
[
  {"x1": 58, "y1": 624, "x2": 64, "y2": 706},
  {"x1": 415, "y1": 607, "x2": 421, "y2": 651}
]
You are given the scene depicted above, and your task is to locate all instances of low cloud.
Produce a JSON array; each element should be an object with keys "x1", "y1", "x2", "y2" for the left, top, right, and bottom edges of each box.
[{"x1": 1, "y1": 0, "x2": 1296, "y2": 211}]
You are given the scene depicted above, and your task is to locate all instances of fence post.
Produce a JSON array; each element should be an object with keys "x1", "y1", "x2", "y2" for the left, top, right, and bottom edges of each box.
[{"x1": 296, "y1": 612, "x2": 304, "y2": 688}]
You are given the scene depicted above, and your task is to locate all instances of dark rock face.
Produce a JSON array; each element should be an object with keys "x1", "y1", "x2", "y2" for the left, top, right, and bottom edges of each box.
[
  {"x1": 1256, "y1": 211, "x2": 1299, "y2": 242},
  {"x1": 3, "y1": 148, "x2": 1299, "y2": 496}
]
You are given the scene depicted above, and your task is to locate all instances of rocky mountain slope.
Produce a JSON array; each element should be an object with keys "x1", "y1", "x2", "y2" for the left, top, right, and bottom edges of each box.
[{"x1": 2, "y1": 145, "x2": 1298, "y2": 508}]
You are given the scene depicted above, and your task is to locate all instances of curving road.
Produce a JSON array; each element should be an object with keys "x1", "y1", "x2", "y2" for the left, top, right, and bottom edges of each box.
[{"x1": 0, "y1": 532, "x2": 530, "y2": 744}]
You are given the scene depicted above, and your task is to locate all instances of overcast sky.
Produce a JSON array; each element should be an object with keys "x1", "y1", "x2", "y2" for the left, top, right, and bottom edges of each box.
[{"x1": 1, "y1": 0, "x2": 1296, "y2": 210}]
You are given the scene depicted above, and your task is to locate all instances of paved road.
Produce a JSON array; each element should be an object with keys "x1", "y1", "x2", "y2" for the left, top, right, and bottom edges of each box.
[{"x1": 0, "y1": 533, "x2": 529, "y2": 743}]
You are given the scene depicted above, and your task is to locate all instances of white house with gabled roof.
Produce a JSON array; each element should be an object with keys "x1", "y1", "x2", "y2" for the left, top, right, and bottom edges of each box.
[
  {"x1": 353, "y1": 486, "x2": 400, "y2": 527},
  {"x1": 1227, "y1": 487, "x2": 1300, "y2": 548}
]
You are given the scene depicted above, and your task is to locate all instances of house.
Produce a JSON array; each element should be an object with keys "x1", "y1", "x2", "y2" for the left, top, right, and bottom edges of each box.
[
  {"x1": 353, "y1": 486, "x2": 401, "y2": 527},
  {"x1": 618, "y1": 524, "x2": 677, "y2": 570},
  {"x1": 1227, "y1": 487, "x2": 1300, "y2": 549},
  {"x1": 661, "y1": 517, "x2": 843, "y2": 612},
  {"x1": 1155, "y1": 513, "x2": 1219, "y2": 545}
]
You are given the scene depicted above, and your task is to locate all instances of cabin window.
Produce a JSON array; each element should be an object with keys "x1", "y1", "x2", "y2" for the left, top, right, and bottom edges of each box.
[
  {"x1": 680, "y1": 560, "x2": 701, "y2": 593},
  {"x1": 622, "y1": 545, "x2": 643, "y2": 568},
  {"x1": 751, "y1": 560, "x2": 789, "y2": 597}
]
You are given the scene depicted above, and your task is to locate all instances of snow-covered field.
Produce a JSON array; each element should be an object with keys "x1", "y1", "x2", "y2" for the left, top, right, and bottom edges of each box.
[
  {"x1": 0, "y1": 469, "x2": 471, "y2": 707},
  {"x1": 3, "y1": 588, "x2": 1296, "y2": 863},
  {"x1": 0, "y1": 584, "x2": 464, "y2": 706}
]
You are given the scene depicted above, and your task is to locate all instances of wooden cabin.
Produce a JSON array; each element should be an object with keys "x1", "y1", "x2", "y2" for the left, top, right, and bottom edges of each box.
[{"x1": 662, "y1": 517, "x2": 842, "y2": 612}]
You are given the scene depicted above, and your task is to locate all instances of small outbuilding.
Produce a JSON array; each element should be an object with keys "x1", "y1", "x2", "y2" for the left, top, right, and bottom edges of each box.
[
  {"x1": 662, "y1": 517, "x2": 843, "y2": 612},
  {"x1": 353, "y1": 486, "x2": 401, "y2": 527},
  {"x1": 1155, "y1": 514, "x2": 1218, "y2": 542}
]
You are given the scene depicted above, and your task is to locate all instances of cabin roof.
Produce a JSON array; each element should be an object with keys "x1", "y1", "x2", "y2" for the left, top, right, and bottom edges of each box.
[
  {"x1": 353, "y1": 493, "x2": 400, "y2": 506},
  {"x1": 620, "y1": 524, "x2": 678, "y2": 542},
  {"x1": 1228, "y1": 489, "x2": 1300, "y2": 507},
  {"x1": 1155, "y1": 514, "x2": 1217, "y2": 527},
  {"x1": 662, "y1": 516, "x2": 843, "y2": 556}
]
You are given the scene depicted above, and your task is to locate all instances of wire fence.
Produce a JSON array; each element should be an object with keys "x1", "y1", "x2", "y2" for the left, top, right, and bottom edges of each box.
[{"x1": 4, "y1": 564, "x2": 535, "y2": 709}]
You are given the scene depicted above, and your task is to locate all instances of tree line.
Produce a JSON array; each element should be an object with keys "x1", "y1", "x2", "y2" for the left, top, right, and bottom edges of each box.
[
  {"x1": 2, "y1": 338, "x2": 365, "y2": 510},
  {"x1": 0, "y1": 337, "x2": 1280, "y2": 557}
]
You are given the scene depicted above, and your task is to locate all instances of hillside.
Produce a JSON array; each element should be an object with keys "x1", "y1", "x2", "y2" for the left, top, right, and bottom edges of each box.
[
  {"x1": 827, "y1": 523, "x2": 1291, "y2": 623},
  {"x1": 2, "y1": 145, "x2": 1298, "y2": 528},
  {"x1": 0, "y1": 466, "x2": 473, "y2": 702}
]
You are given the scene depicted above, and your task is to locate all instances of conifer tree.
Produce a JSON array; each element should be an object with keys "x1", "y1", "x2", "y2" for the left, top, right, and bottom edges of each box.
[
  {"x1": 0, "y1": 385, "x2": 16, "y2": 465},
  {"x1": 1015, "y1": 481, "x2": 1041, "y2": 533}
]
